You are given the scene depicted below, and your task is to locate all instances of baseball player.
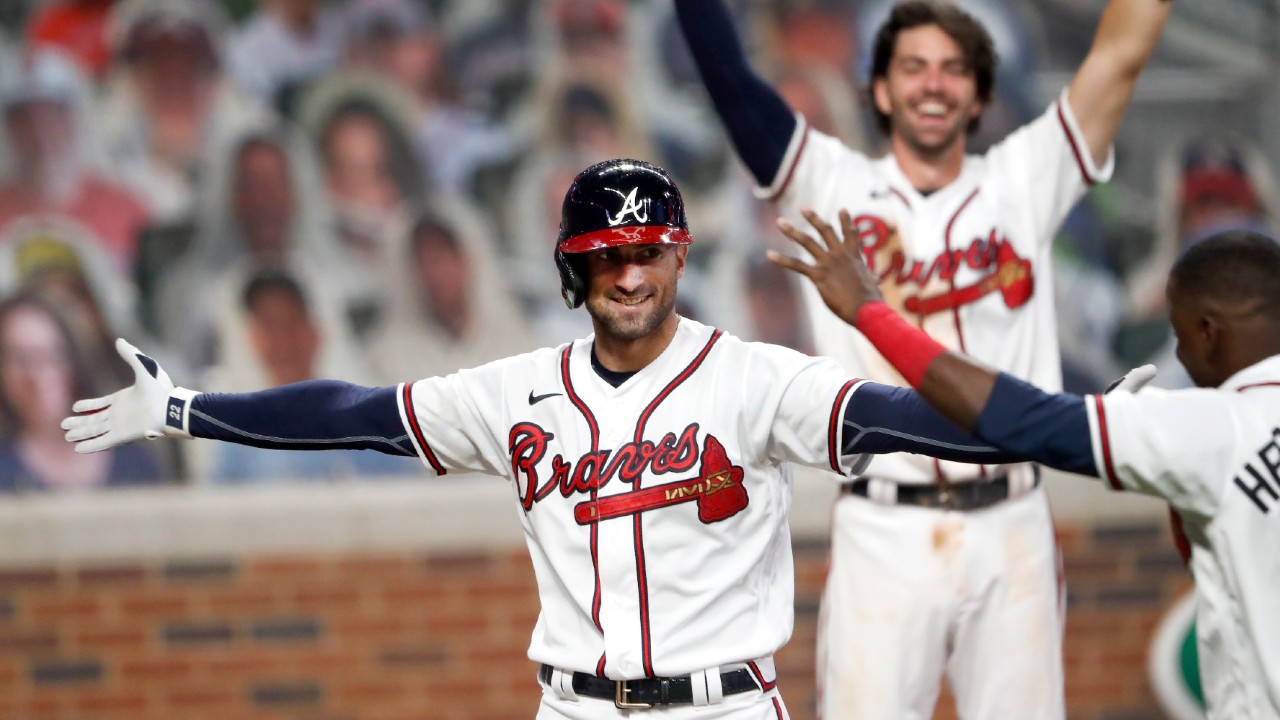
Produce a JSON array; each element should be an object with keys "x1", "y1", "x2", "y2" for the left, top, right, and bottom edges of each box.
[
  {"x1": 775, "y1": 211, "x2": 1280, "y2": 720},
  {"x1": 675, "y1": 0, "x2": 1171, "y2": 716},
  {"x1": 63, "y1": 158, "x2": 1026, "y2": 719}
]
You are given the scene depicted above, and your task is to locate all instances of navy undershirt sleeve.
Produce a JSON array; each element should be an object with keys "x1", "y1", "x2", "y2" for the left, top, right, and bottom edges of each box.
[
  {"x1": 675, "y1": 0, "x2": 797, "y2": 187},
  {"x1": 975, "y1": 373, "x2": 1098, "y2": 477},
  {"x1": 843, "y1": 382, "x2": 1020, "y2": 464},
  {"x1": 187, "y1": 381, "x2": 416, "y2": 456}
]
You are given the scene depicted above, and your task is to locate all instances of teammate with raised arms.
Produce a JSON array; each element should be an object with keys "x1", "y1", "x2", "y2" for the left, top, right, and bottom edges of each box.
[
  {"x1": 675, "y1": 0, "x2": 1171, "y2": 716},
  {"x1": 66, "y1": 158, "x2": 1032, "y2": 719},
  {"x1": 773, "y1": 209, "x2": 1280, "y2": 720}
]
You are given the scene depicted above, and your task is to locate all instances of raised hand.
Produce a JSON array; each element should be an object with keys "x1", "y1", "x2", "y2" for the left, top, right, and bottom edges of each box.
[
  {"x1": 61, "y1": 339, "x2": 195, "y2": 453},
  {"x1": 767, "y1": 208, "x2": 884, "y2": 325}
]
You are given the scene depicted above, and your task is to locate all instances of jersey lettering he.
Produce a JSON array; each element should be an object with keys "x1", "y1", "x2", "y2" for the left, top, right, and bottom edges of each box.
[
  {"x1": 1232, "y1": 427, "x2": 1280, "y2": 513},
  {"x1": 851, "y1": 213, "x2": 1034, "y2": 315}
]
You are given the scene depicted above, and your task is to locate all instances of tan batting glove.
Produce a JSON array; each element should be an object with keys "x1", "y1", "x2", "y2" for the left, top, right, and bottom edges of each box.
[
  {"x1": 61, "y1": 338, "x2": 200, "y2": 453},
  {"x1": 1104, "y1": 364, "x2": 1157, "y2": 394}
]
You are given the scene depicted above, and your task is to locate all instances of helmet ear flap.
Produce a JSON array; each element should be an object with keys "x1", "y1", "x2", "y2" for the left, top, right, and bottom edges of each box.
[{"x1": 556, "y1": 249, "x2": 587, "y2": 309}]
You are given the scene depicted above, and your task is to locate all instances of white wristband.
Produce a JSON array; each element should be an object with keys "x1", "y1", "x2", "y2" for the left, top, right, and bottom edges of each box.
[{"x1": 163, "y1": 387, "x2": 201, "y2": 439}]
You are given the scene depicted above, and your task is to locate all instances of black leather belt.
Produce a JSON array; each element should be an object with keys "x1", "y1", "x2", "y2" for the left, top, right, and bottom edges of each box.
[
  {"x1": 843, "y1": 473, "x2": 1036, "y2": 511},
  {"x1": 538, "y1": 664, "x2": 759, "y2": 708}
]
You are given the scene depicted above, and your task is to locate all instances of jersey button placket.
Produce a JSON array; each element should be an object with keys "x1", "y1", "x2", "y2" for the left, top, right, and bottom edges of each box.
[{"x1": 596, "y1": 511, "x2": 643, "y2": 676}]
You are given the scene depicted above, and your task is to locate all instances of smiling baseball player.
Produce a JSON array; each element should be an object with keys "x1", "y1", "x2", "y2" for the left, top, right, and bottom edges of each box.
[
  {"x1": 773, "y1": 211, "x2": 1280, "y2": 720},
  {"x1": 64, "y1": 159, "x2": 1024, "y2": 719},
  {"x1": 675, "y1": 0, "x2": 1172, "y2": 715}
]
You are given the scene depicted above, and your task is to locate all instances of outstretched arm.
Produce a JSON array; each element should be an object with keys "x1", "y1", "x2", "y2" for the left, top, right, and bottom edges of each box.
[
  {"x1": 1067, "y1": 0, "x2": 1172, "y2": 167},
  {"x1": 674, "y1": 0, "x2": 797, "y2": 186},
  {"x1": 769, "y1": 211, "x2": 1108, "y2": 476},
  {"x1": 63, "y1": 339, "x2": 415, "y2": 457},
  {"x1": 842, "y1": 380, "x2": 1036, "y2": 468},
  {"x1": 182, "y1": 384, "x2": 414, "y2": 455}
]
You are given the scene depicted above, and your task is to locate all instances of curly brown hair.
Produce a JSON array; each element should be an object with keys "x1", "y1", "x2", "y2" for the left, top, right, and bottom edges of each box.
[{"x1": 868, "y1": 1, "x2": 998, "y2": 137}]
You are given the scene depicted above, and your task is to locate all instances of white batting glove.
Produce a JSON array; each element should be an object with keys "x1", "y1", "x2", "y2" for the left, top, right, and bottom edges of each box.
[
  {"x1": 61, "y1": 338, "x2": 199, "y2": 453},
  {"x1": 1103, "y1": 364, "x2": 1157, "y2": 394}
]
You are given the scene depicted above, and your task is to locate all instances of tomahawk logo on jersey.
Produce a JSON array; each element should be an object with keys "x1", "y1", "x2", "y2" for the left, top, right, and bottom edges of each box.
[
  {"x1": 848, "y1": 215, "x2": 1033, "y2": 316},
  {"x1": 509, "y1": 420, "x2": 750, "y2": 524}
]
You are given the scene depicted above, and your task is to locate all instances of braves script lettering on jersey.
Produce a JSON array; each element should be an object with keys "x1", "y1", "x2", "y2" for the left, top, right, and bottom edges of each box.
[
  {"x1": 765, "y1": 92, "x2": 1113, "y2": 718},
  {"x1": 765, "y1": 91, "x2": 1112, "y2": 479},
  {"x1": 397, "y1": 317, "x2": 866, "y2": 690},
  {"x1": 64, "y1": 158, "x2": 1037, "y2": 719},
  {"x1": 1088, "y1": 357, "x2": 1280, "y2": 719}
]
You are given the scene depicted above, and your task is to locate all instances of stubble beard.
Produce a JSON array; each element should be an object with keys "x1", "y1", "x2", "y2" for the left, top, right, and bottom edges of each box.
[
  {"x1": 892, "y1": 99, "x2": 971, "y2": 161},
  {"x1": 587, "y1": 291, "x2": 676, "y2": 342},
  {"x1": 899, "y1": 119, "x2": 968, "y2": 161}
]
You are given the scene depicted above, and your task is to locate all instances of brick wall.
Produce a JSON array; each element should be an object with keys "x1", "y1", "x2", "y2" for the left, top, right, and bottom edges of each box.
[{"x1": 0, "y1": 519, "x2": 1191, "y2": 720}]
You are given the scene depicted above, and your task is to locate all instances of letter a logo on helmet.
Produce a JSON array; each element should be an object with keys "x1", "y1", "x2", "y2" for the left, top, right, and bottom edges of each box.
[
  {"x1": 606, "y1": 187, "x2": 650, "y2": 226},
  {"x1": 555, "y1": 158, "x2": 692, "y2": 309}
]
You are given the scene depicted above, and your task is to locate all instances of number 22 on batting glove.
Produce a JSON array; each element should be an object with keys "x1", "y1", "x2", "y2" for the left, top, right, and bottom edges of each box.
[{"x1": 61, "y1": 338, "x2": 199, "y2": 453}]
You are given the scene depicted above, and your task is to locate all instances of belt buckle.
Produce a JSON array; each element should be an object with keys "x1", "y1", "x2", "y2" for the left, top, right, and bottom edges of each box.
[
  {"x1": 615, "y1": 679, "x2": 653, "y2": 709},
  {"x1": 937, "y1": 486, "x2": 952, "y2": 507}
]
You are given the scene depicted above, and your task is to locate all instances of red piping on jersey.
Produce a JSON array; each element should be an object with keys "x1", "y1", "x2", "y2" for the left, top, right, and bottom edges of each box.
[
  {"x1": 772, "y1": 696, "x2": 785, "y2": 718},
  {"x1": 766, "y1": 126, "x2": 811, "y2": 202},
  {"x1": 558, "y1": 345, "x2": 606, "y2": 675},
  {"x1": 890, "y1": 187, "x2": 912, "y2": 209},
  {"x1": 1092, "y1": 395, "x2": 1121, "y2": 489},
  {"x1": 1057, "y1": 100, "x2": 1096, "y2": 187},
  {"x1": 631, "y1": 329, "x2": 724, "y2": 678},
  {"x1": 401, "y1": 382, "x2": 446, "y2": 475},
  {"x1": 1168, "y1": 507, "x2": 1192, "y2": 564},
  {"x1": 634, "y1": 331, "x2": 724, "y2": 438},
  {"x1": 827, "y1": 380, "x2": 857, "y2": 473},
  {"x1": 747, "y1": 661, "x2": 778, "y2": 691},
  {"x1": 942, "y1": 188, "x2": 980, "y2": 354},
  {"x1": 933, "y1": 188, "x2": 979, "y2": 484},
  {"x1": 1237, "y1": 382, "x2": 1280, "y2": 392},
  {"x1": 631, "y1": 513, "x2": 653, "y2": 676}
]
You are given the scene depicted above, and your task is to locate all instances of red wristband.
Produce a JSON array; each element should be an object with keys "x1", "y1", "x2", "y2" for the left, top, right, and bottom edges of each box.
[{"x1": 853, "y1": 302, "x2": 947, "y2": 387}]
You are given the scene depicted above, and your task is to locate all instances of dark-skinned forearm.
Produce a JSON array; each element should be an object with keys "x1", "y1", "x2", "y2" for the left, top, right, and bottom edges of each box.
[
  {"x1": 917, "y1": 353, "x2": 1000, "y2": 434},
  {"x1": 854, "y1": 302, "x2": 1098, "y2": 476}
]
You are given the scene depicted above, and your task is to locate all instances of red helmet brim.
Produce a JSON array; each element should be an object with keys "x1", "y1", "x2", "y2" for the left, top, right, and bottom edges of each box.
[{"x1": 557, "y1": 225, "x2": 692, "y2": 254}]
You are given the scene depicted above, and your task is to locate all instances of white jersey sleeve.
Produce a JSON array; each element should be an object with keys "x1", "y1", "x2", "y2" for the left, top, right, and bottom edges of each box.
[
  {"x1": 756, "y1": 113, "x2": 876, "y2": 214},
  {"x1": 1086, "y1": 387, "x2": 1235, "y2": 519},
  {"x1": 737, "y1": 343, "x2": 869, "y2": 478},
  {"x1": 1089, "y1": 360, "x2": 1280, "y2": 716},
  {"x1": 983, "y1": 88, "x2": 1115, "y2": 248},
  {"x1": 396, "y1": 351, "x2": 558, "y2": 477}
]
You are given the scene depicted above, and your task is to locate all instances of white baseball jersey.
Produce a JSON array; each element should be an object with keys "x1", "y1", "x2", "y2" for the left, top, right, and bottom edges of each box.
[
  {"x1": 395, "y1": 317, "x2": 868, "y2": 679},
  {"x1": 1087, "y1": 354, "x2": 1280, "y2": 719},
  {"x1": 765, "y1": 89, "x2": 1113, "y2": 484}
]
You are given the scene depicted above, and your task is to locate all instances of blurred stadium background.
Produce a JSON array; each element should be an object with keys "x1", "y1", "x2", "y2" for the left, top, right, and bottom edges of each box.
[{"x1": 0, "y1": 0, "x2": 1275, "y2": 717}]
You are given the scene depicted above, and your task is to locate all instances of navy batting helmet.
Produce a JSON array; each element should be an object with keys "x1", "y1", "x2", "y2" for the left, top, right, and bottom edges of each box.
[{"x1": 555, "y1": 158, "x2": 692, "y2": 308}]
